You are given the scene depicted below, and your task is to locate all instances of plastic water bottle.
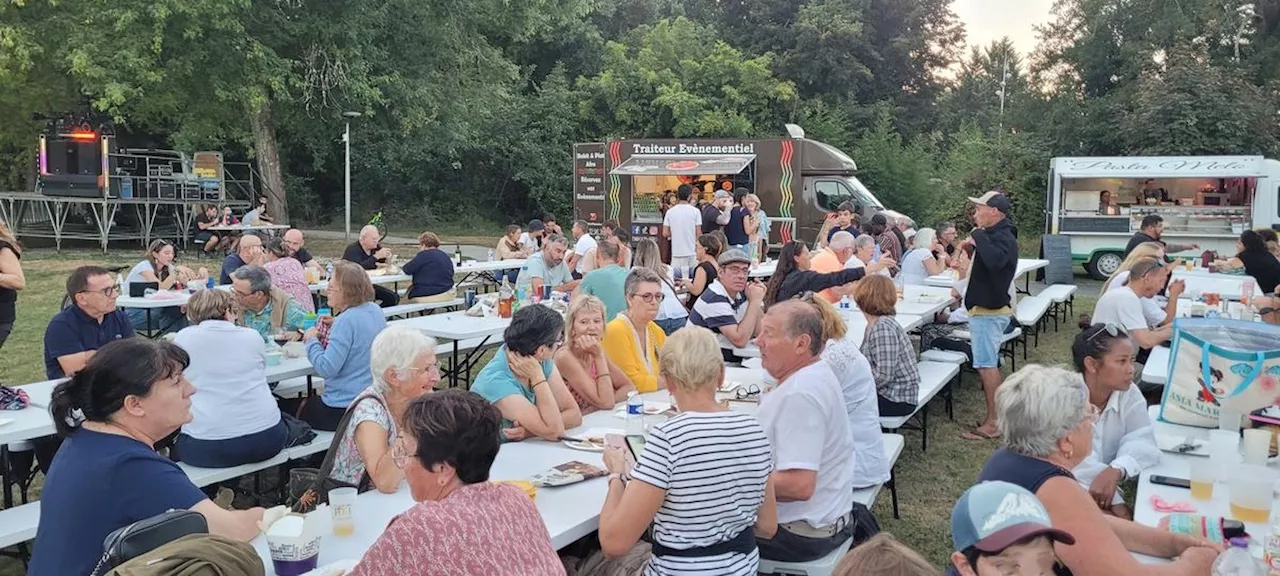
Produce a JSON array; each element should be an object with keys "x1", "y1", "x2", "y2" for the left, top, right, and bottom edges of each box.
[
  {"x1": 487, "y1": 248, "x2": 495, "y2": 262},
  {"x1": 515, "y1": 265, "x2": 531, "y2": 308},
  {"x1": 839, "y1": 295, "x2": 851, "y2": 310},
  {"x1": 325, "y1": 262, "x2": 335, "y2": 280},
  {"x1": 625, "y1": 392, "x2": 645, "y2": 435},
  {"x1": 1214, "y1": 537, "x2": 1265, "y2": 575},
  {"x1": 206, "y1": 277, "x2": 215, "y2": 290},
  {"x1": 1265, "y1": 514, "x2": 1280, "y2": 575}
]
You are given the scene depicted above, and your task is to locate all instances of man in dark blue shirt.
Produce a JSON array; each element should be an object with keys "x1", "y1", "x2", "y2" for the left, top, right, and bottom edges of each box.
[
  {"x1": 43, "y1": 265, "x2": 135, "y2": 379},
  {"x1": 218, "y1": 233, "x2": 264, "y2": 285}
]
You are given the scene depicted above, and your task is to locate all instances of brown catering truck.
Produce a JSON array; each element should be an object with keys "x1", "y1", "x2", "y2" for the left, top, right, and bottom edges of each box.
[{"x1": 572, "y1": 125, "x2": 889, "y2": 249}]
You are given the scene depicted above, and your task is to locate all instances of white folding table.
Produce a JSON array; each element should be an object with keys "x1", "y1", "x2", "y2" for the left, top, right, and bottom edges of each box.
[{"x1": 389, "y1": 311, "x2": 512, "y2": 386}]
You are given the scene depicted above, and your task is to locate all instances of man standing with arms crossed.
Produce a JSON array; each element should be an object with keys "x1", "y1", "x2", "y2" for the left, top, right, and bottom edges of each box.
[{"x1": 963, "y1": 191, "x2": 1018, "y2": 441}]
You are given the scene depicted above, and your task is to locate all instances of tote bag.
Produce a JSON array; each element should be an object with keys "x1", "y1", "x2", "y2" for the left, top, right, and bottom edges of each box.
[{"x1": 1159, "y1": 317, "x2": 1280, "y2": 428}]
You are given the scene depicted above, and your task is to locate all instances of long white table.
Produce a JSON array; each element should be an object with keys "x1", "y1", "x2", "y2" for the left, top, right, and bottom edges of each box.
[
  {"x1": 732, "y1": 311, "x2": 925, "y2": 358},
  {"x1": 1134, "y1": 405, "x2": 1274, "y2": 563},
  {"x1": 923, "y1": 258, "x2": 1049, "y2": 293},
  {"x1": 389, "y1": 311, "x2": 513, "y2": 386},
  {"x1": 748, "y1": 260, "x2": 777, "y2": 279}
]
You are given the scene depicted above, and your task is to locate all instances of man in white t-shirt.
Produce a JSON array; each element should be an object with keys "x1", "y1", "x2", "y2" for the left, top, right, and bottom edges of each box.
[
  {"x1": 1091, "y1": 257, "x2": 1173, "y2": 354},
  {"x1": 567, "y1": 220, "x2": 597, "y2": 278},
  {"x1": 663, "y1": 184, "x2": 703, "y2": 273},
  {"x1": 754, "y1": 300, "x2": 860, "y2": 562}
]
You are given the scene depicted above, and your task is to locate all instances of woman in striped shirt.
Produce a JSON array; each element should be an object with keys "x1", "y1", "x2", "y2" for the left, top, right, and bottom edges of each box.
[{"x1": 595, "y1": 326, "x2": 777, "y2": 575}]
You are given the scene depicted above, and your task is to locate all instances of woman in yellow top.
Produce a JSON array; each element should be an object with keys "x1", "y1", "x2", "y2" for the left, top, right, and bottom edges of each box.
[{"x1": 602, "y1": 268, "x2": 668, "y2": 393}]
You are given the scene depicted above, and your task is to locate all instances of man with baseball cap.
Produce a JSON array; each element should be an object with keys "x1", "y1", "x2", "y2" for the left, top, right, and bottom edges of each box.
[
  {"x1": 962, "y1": 191, "x2": 1019, "y2": 441},
  {"x1": 688, "y1": 248, "x2": 765, "y2": 362},
  {"x1": 948, "y1": 481, "x2": 1074, "y2": 576}
]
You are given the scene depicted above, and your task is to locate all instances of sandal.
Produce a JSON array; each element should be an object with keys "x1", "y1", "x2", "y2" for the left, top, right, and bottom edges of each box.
[{"x1": 962, "y1": 428, "x2": 999, "y2": 441}]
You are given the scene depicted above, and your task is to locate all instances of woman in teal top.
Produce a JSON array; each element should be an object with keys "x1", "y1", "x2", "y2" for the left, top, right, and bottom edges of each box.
[{"x1": 471, "y1": 305, "x2": 582, "y2": 442}]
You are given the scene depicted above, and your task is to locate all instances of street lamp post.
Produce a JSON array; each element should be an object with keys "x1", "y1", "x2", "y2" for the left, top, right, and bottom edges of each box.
[{"x1": 343, "y1": 111, "x2": 362, "y2": 242}]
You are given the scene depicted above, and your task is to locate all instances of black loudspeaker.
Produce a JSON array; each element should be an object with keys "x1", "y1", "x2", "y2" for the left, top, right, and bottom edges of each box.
[{"x1": 41, "y1": 138, "x2": 105, "y2": 197}]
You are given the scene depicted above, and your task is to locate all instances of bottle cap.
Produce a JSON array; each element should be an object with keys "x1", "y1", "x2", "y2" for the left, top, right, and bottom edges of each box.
[{"x1": 1228, "y1": 536, "x2": 1250, "y2": 548}]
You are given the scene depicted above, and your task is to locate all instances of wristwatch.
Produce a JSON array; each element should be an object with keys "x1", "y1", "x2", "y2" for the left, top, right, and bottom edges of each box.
[{"x1": 1110, "y1": 464, "x2": 1129, "y2": 481}]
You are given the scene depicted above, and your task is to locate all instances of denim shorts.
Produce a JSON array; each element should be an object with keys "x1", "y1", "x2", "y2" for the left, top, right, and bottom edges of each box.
[{"x1": 969, "y1": 314, "x2": 1010, "y2": 369}]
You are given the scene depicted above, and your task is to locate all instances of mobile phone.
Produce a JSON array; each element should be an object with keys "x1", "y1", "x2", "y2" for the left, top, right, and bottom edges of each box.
[
  {"x1": 1149, "y1": 475, "x2": 1191, "y2": 489},
  {"x1": 625, "y1": 435, "x2": 646, "y2": 460}
]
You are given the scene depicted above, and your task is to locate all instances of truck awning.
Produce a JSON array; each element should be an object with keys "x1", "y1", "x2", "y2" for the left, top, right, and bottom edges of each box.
[{"x1": 609, "y1": 155, "x2": 755, "y2": 176}]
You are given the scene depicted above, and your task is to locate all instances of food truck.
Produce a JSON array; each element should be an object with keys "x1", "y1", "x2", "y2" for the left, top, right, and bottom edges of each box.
[
  {"x1": 1046, "y1": 156, "x2": 1280, "y2": 279},
  {"x1": 572, "y1": 125, "x2": 890, "y2": 247}
]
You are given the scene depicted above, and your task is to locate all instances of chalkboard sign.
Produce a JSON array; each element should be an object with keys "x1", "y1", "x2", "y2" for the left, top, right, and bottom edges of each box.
[{"x1": 1040, "y1": 235, "x2": 1075, "y2": 285}]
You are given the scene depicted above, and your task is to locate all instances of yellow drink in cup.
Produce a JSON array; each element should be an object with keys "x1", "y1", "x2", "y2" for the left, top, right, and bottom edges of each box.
[
  {"x1": 1228, "y1": 465, "x2": 1274, "y2": 523},
  {"x1": 1189, "y1": 479, "x2": 1214, "y2": 501}
]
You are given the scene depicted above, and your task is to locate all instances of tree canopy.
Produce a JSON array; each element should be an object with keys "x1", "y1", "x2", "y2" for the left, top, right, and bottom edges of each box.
[{"x1": 0, "y1": 0, "x2": 1276, "y2": 233}]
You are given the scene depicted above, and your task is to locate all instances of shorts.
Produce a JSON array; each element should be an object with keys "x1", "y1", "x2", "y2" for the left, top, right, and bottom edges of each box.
[
  {"x1": 969, "y1": 314, "x2": 1010, "y2": 369},
  {"x1": 193, "y1": 231, "x2": 215, "y2": 243},
  {"x1": 671, "y1": 255, "x2": 697, "y2": 275}
]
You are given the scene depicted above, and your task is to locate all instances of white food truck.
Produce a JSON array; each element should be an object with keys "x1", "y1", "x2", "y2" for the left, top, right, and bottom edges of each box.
[{"x1": 1046, "y1": 156, "x2": 1280, "y2": 279}]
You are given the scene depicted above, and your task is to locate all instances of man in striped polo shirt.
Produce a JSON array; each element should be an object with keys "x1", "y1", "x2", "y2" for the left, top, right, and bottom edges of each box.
[{"x1": 687, "y1": 248, "x2": 765, "y2": 362}]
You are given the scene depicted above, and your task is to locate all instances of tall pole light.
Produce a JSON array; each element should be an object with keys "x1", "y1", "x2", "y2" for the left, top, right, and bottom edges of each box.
[{"x1": 343, "y1": 111, "x2": 362, "y2": 242}]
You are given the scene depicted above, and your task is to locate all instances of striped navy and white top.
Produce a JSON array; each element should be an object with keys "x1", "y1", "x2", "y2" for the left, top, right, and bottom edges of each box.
[
  {"x1": 687, "y1": 281, "x2": 748, "y2": 353},
  {"x1": 630, "y1": 411, "x2": 773, "y2": 576}
]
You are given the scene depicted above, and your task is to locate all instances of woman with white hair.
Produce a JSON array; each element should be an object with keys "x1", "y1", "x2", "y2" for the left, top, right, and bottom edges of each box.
[
  {"x1": 898, "y1": 227, "x2": 947, "y2": 286},
  {"x1": 973, "y1": 364, "x2": 1220, "y2": 575},
  {"x1": 327, "y1": 325, "x2": 440, "y2": 494}
]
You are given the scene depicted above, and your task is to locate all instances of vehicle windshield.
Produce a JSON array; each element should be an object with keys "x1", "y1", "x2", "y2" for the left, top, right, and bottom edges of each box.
[{"x1": 845, "y1": 176, "x2": 884, "y2": 211}]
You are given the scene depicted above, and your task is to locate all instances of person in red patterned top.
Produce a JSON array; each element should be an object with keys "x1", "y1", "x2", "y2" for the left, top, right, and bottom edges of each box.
[{"x1": 347, "y1": 389, "x2": 565, "y2": 576}]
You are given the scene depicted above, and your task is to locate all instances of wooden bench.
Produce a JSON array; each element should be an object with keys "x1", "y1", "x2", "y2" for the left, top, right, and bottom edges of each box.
[
  {"x1": 853, "y1": 433, "x2": 906, "y2": 520},
  {"x1": 880, "y1": 361, "x2": 961, "y2": 451},
  {"x1": 380, "y1": 298, "x2": 463, "y2": 320}
]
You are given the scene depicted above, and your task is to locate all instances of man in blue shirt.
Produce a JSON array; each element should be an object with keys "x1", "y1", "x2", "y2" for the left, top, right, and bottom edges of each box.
[
  {"x1": 218, "y1": 233, "x2": 264, "y2": 285},
  {"x1": 43, "y1": 265, "x2": 135, "y2": 379}
]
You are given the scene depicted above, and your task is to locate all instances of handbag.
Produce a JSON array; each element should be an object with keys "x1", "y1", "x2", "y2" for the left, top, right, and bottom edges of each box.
[
  {"x1": 287, "y1": 394, "x2": 385, "y2": 513},
  {"x1": 105, "y1": 534, "x2": 264, "y2": 576},
  {"x1": 92, "y1": 509, "x2": 209, "y2": 575},
  {"x1": 1159, "y1": 317, "x2": 1280, "y2": 428}
]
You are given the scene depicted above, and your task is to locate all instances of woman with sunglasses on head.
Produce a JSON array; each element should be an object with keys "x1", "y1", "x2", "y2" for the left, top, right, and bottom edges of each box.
[
  {"x1": 122, "y1": 239, "x2": 206, "y2": 334},
  {"x1": 603, "y1": 268, "x2": 669, "y2": 393},
  {"x1": 471, "y1": 304, "x2": 582, "y2": 442},
  {"x1": 1068, "y1": 324, "x2": 1158, "y2": 520}
]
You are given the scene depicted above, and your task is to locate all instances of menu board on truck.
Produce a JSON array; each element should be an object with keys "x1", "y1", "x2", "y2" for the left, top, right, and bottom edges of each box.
[{"x1": 573, "y1": 143, "x2": 607, "y2": 235}]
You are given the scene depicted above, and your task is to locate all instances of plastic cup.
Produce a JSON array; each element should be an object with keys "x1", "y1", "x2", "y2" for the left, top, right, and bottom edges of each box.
[
  {"x1": 1242, "y1": 429, "x2": 1271, "y2": 466},
  {"x1": 1210, "y1": 429, "x2": 1241, "y2": 466},
  {"x1": 1189, "y1": 458, "x2": 1216, "y2": 500},
  {"x1": 1220, "y1": 407, "x2": 1243, "y2": 433},
  {"x1": 264, "y1": 351, "x2": 283, "y2": 366},
  {"x1": 1229, "y1": 464, "x2": 1275, "y2": 523},
  {"x1": 329, "y1": 487, "x2": 357, "y2": 537}
]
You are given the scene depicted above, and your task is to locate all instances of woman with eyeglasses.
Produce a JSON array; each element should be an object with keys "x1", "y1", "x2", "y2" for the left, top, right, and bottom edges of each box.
[
  {"x1": 472, "y1": 304, "x2": 582, "y2": 442},
  {"x1": 603, "y1": 268, "x2": 669, "y2": 393},
  {"x1": 855, "y1": 276, "x2": 920, "y2": 418},
  {"x1": 123, "y1": 239, "x2": 206, "y2": 334},
  {"x1": 555, "y1": 295, "x2": 635, "y2": 413},
  {"x1": 971, "y1": 364, "x2": 1221, "y2": 576},
  {"x1": 347, "y1": 390, "x2": 563, "y2": 575},
  {"x1": 1067, "y1": 324, "x2": 1157, "y2": 521},
  {"x1": 634, "y1": 238, "x2": 689, "y2": 335},
  {"x1": 327, "y1": 326, "x2": 440, "y2": 494}
]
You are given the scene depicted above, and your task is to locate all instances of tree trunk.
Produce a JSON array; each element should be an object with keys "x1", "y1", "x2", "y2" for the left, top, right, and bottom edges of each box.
[{"x1": 249, "y1": 99, "x2": 289, "y2": 224}]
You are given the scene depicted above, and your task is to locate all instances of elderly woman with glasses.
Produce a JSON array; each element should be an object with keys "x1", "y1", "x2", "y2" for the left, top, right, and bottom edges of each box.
[
  {"x1": 973, "y1": 364, "x2": 1221, "y2": 575},
  {"x1": 472, "y1": 304, "x2": 582, "y2": 442},
  {"x1": 1068, "y1": 324, "x2": 1159, "y2": 521},
  {"x1": 328, "y1": 326, "x2": 440, "y2": 494},
  {"x1": 348, "y1": 390, "x2": 563, "y2": 575},
  {"x1": 603, "y1": 268, "x2": 670, "y2": 393}
]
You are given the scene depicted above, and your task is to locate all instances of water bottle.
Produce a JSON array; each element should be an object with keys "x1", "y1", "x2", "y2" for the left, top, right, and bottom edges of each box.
[
  {"x1": 515, "y1": 265, "x2": 531, "y2": 308},
  {"x1": 840, "y1": 295, "x2": 851, "y2": 310},
  {"x1": 1214, "y1": 537, "x2": 1265, "y2": 575},
  {"x1": 325, "y1": 262, "x2": 335, "y2": 280},
  {"x1": 206, "y1": 277, "x2": 215, "y2": 290},
  {"x1": 625, "y1": 392, "x2": 645, "y2": 435},
  {"x1": 487, "y1": 248, "x2": 495, "y2": 262}
]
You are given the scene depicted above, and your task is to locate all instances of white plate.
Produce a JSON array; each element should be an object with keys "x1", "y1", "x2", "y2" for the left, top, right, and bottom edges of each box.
[
  {"x1": 562, "y1": 428, "x2": 623, "y2": 452},
  {"x1": 612, "y1": 402, "x2": 672, "y2": 419},
  {"x1": 302, "y1": 560, "x2": 357, "y2": 576}
]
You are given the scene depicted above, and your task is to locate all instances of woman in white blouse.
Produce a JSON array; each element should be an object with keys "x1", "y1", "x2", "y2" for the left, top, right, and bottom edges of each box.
[
  {"x1": 897, "y1": 228, "x2": 947, "y2": 286},
  {"x1": 1069, "y1": 323, "x2": 1160, "y2": 520},
  {"x1": 173, "y1": 289, "x2": 287, "y2": 468}
]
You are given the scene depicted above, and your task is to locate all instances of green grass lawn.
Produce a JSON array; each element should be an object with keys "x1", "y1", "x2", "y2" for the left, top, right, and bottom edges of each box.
[{"x1": 0, "y1": 235, "x2": 1095, "y2": 573}]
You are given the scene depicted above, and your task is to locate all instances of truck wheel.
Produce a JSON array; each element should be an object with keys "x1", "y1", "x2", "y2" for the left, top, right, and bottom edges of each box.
[{"x1": 1087, "y1": 252, "x2": 1123, "y2": 280}]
